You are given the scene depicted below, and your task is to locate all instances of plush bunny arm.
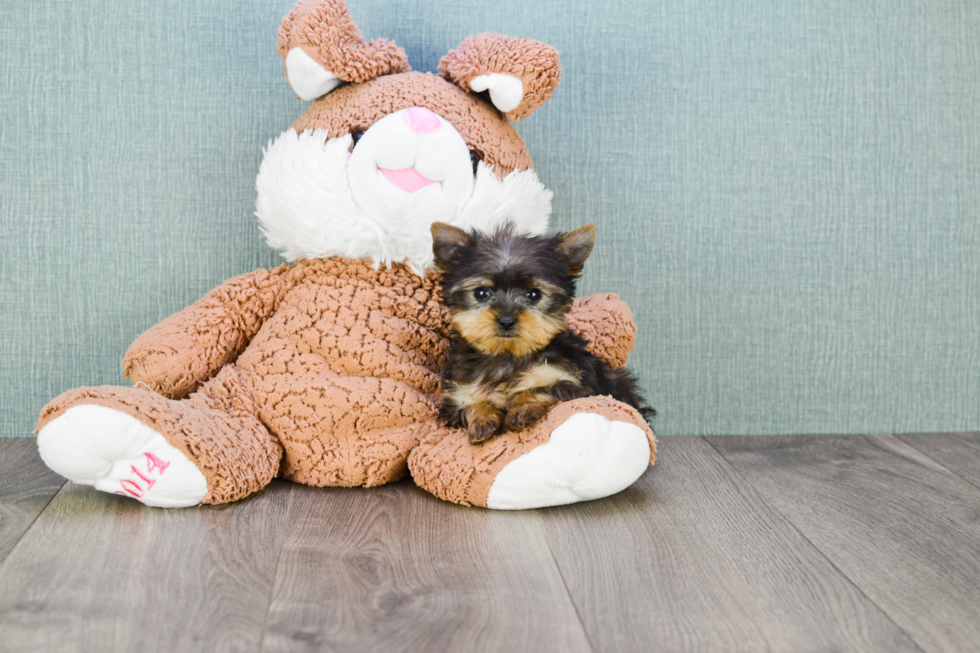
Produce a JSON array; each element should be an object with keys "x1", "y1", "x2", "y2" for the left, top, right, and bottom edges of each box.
[
  {"x1": 566, "y1": 293, "x2": 637, "y2": 370},
  {"x1": 123, "y1": 264, "x2": 294, "y2": 399}
]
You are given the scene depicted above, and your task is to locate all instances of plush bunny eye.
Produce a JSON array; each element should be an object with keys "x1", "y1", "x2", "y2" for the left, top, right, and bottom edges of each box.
[
  {"x1": 469, "y1": 150, "x2": 482, "y2": 176},
  {"x1": 350, "y1": 130, "x2": 364, "y2": 147},
  {"x1": 473, "y1": 287, "x2": 491, "y2": 302}
]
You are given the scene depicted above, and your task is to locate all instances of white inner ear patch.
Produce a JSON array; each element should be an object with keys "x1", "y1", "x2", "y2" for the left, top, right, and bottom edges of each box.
[
  {"x1": 470, "y1": 73, "x2": 524, "y2": 113},
  {"x1": 285, "y1": 47, "x2": 342, "y2": 102}
]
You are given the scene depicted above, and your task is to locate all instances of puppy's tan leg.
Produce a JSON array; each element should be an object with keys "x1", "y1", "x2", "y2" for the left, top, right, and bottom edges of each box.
[
  {"x1": 466, "y1": 403, "x2": 504, "y2": 443},
  {"x1": 504, "y1": 391, "x2": 555, "y2": 432}
]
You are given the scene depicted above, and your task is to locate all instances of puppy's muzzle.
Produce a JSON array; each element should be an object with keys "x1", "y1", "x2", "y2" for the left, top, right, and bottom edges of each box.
[{"x1": 496, "y1": 312, "x2": 518, "y2": 332}]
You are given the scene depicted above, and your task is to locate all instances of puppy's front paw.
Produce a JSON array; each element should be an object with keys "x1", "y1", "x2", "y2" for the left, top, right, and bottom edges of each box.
[
  {"x1": 466, "y1": 404, "x2": 503, "y2": 443},
  {"x1": 504, "y1": 402, "x2": 552, "y2": 432}
]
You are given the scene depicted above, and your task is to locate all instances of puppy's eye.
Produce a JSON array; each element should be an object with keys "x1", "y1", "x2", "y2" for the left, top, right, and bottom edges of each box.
[
  {"x1": 469, "y1": 150, "x2": 483, "y2": 176},
  {"x1": 525, "y1": 288, "x2": 542, "y2": 303},
  {"x1": 349, "y1": 130, "x2": 364, "y2": 149},
  {"x1": 473, "y1": 287, "x2": 491, "y2": 302}
]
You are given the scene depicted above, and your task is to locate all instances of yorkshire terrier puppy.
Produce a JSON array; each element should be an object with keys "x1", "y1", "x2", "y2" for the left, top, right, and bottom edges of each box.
[{"x1": 431, "y1": 222, "x2": 653, "y2": 443}]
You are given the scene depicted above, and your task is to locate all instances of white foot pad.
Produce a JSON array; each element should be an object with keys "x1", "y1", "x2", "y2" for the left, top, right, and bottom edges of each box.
[
  {"x1": 486, "y1": 412, "x2": 651, "y2": 510},
  {"x1": 37, "y1": 405, "x2": 208, "y2": 508}
]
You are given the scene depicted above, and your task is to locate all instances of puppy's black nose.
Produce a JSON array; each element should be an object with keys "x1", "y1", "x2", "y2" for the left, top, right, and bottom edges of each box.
[{"x1": 496, "y1": 314, "x2": 517, "y2": 330}]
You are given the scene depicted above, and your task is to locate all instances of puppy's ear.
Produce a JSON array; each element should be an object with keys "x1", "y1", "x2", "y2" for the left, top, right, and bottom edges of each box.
[
  {"x1": 431, "y1": 222, "x2": 472, "y2": 269},
  {"x1": 439, "y1": 33, "x2": 561, "y2": 121},
  {"x1": 557, "y1": 225, "x2": 596, "y2": 275},
  {"x1": 278, "y1": 0, "x2": 410, "y2": 102}
]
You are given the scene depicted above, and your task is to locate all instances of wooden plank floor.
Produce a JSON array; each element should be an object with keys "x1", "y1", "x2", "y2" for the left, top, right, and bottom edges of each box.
[{"x1": 1, "y1": 434, "x2": 978, "y2": 653}]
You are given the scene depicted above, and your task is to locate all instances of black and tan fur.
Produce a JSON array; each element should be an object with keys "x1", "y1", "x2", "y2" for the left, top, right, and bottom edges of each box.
[{"x1": 432, "y1": 222, "x2": 653, "y2": 443}]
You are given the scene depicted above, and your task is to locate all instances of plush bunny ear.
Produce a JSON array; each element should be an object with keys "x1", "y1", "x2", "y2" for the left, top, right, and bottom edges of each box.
[
  {"x1": 277, "y1": 0, "x2": 410, "y2": 102},
  {"x1": 438, "y1": 33, "x2": 561, "y2": 121}
]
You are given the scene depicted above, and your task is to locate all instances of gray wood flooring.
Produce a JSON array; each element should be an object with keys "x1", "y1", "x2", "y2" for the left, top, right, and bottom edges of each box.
[{"x1": 1, "y1": 434, "x2": 978, "y2": 653}]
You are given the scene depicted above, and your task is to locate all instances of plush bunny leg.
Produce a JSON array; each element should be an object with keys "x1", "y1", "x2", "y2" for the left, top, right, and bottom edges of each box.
[
  {"x1": 260, "y1": 369, "x2": 441, "y2": 488},
  {"x1": 36, "y1": 366, "x2": 282, "y2": 507},
  {"x1": 408, "y1": 397, "x2": 655, "y2": 509}
]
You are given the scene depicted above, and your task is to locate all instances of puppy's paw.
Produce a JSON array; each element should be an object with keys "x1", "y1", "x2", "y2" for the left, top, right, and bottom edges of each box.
[
  {"x1": 504, "y1": 402, "x2": 552, "y2": 432},
  {"x1": 466, "y1": 404, "x2": 503, "y2": 443}
]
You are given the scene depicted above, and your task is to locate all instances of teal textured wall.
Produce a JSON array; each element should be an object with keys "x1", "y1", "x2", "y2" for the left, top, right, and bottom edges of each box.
[{"x1": 2, "y1": 0, "x2": 978, "y2": 437}]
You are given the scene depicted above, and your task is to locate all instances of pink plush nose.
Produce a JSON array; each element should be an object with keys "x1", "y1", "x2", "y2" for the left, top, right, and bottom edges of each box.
[{"x1": 404, "y1": 107, "x2": 441, "y2": 134}]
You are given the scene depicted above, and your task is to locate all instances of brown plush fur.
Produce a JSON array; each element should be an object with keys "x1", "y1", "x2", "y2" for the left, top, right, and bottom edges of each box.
[
  {"x1": 292, "y1": 72, "x2": 534, "y2": 177},
  {"x1": 439, "y1": 33, "x2": 562, "y2": 122},
  {"x1": 37, "y1": 257, "x2": 650, "y2": 504},
  {"x1": 283, "y1": 1, "x2": 560, "y2": 175},
  {"x1": 278, "y1": 0, "x2": 410, "y2": 83}
]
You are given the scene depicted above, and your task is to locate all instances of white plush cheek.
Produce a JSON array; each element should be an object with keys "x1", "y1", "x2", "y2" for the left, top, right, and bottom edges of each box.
[{"x1": 455, "y1": 164, "x2": 552, "y2": 237}]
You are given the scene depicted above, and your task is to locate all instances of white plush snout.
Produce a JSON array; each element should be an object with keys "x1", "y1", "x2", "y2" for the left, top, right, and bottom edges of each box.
[{"x1": 347, "y1": 108, "x2": 475, "y2": 239}]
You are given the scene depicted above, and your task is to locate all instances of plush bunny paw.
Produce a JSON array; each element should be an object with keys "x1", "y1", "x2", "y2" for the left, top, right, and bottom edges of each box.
[
  {"x1": 485, "y1": 412, "x2": 651, "y2": 510},
  {"x1": 409, "y1": 397, "x2": 655, "y2": 509},
  {"x1": 37, "y1": 405, "x2": 207, "y2": 508}
]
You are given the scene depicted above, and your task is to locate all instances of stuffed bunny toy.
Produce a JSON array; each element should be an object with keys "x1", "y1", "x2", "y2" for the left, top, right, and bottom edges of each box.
[{"x1": 35, "y1": 0, "x2": 655, "y2": 510}]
